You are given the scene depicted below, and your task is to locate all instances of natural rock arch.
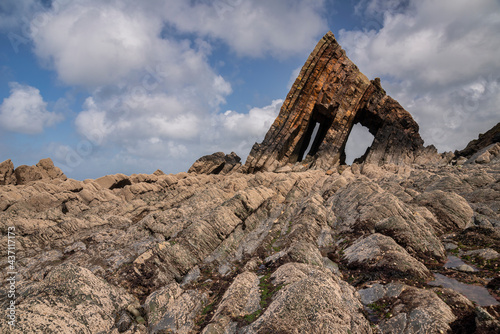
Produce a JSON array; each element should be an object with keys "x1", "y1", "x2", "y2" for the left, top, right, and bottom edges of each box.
[{"x1": 244, "y1": 32, "x2": 431, "y2": 173}]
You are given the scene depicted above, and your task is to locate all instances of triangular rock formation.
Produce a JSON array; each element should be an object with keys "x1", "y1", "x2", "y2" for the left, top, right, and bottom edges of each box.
[{"x1": 245, "y1": 32, "x2": 431, "y2": 173}]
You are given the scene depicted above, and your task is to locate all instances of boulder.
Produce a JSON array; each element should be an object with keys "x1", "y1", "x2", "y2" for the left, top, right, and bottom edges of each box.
[
  {"x1": 342, "y1": 233, "x2": 432, "y2": 281},
  {"x1": 188, "y1": 152, "x2": 241, "y2": 175},
  {"x1": 0, "y1": 263, "x2": 136, "y2": 334},
  {"x1": 241, "y1": 263, "x2": 372, "y2": 333},
  {"x1": 0, "y1": 159, "x2": 16, "y2": 185},
  {"x1": 415, "y1": 190, "x2": 474, "y2": 234},
  {"x1": 14, "y1": 158, "x2": 66, "y2": 185}
]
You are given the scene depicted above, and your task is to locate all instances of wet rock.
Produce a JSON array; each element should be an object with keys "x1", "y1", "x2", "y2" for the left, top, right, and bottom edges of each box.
[
  {"x1": 343, "y1": 233, "x2": 432, "y2": 280},
  {"x1": 464, "y1": 248, "x2": 499, "y2": 260}
]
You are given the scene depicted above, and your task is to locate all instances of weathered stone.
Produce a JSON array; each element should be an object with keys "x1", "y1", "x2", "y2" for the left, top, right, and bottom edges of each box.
[
  {"x1": 415, "y1": 190, "x2": 474, "y2": 234},
  {"x1": 455, "y1": 122, "x2": 500, "y2": 158},
  {"x1": 241, "y1": 263, "x2": 372, "y2": 334},
  {"x1": 188, "y1": 152, "x2": 241, "y2": 175},
  {"x1": 244, "y1": 31, "x2": 429, "y2": 173},
  {"x1": 343, "y1": 233, "x2": 432, "y2": 280},
  {"x1": 379, "y1": 287, "x2": 456, "y2": 334},
  {"x1": 0, "y1": 263, "x2": 136, "y2": 334},
  {"x1": 14, "y1": 158, "x2": 67, "y2": 185},
  {"x1": 143, "y1": 283, "x2": 207, "y2": 334},
  {"x1": 464, "y1": 248, "x2": 499, "y2": 260},
  {"x1": 0, "y1": 159, "x2": 16, "y2": 185}
]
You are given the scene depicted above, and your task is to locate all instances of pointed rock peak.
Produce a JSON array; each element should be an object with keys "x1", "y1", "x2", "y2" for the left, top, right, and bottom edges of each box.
[{"x1": 244, "y1": 31, "x2": 427, "y2": 173}]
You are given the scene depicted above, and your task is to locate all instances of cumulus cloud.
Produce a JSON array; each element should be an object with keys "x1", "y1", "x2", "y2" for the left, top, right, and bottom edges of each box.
[
  {"x1": 0, "y1": 82, "x2": 63, "y2": 134},
  {"x1": 340, "y1": 0, "x2": 500, "y2": 152},
  {"x1": 158, "y1": 0, "x2": 327, "y2": 58},
  {"x1": 25, "y1": 0, "x2": 324, "y2": 177}
]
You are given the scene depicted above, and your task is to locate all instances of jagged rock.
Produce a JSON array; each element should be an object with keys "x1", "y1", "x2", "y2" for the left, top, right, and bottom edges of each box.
[
  {"x1": 455, "y1": 122, "x2": 500, "y2": 158},
  {"x1": 244, "y1": 31, "x2": 430, "y2": 173},
  {"x1": 330, "y1": 179, "x2": 446, "y2": 262},
  {"x1": 143, "y1": 283, "x2": 207, "y2": 334},
  {"x1": 342, "y1": 233, "x2": 432, "y2": 280},
  {"x1": 94, "y1": 173, "x2": 131, "y2": 189},
  {"x1": 240, "y1": 263, "x2": 372, "y2": 333},
  {"x1": 0, "y1": 263, "x2": 137, "y2": 334},
  {"x1": 202, "y1": 271, "x2": 261, "y2": 333},
  {"x1": 465, "y1": 142, "x2": 500, "y2": 165},
  {"x1": 188, "y1": 152, "x2": 241, "y2": 175},
  {"x1": 378, "y1": 287, "x2": 456, "y2": 334},
  {"x1": 415, "y1": 190, "x2": 474, "y2": 233},
  {"x1": 14, "y1": 158, "x2": 67, "y2": 185},
  {"x1": 0, "y1": 159, "x2": 16, "y2": 185}
]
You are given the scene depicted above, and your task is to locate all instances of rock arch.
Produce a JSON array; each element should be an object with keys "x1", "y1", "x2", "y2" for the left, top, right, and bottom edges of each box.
[{"x1": 244, "y1": 32, "x2": 429, "y2": 173}]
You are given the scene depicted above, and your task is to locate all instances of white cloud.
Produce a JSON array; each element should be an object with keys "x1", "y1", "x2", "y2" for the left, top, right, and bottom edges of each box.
[
  {"x1": 0, "y1": 82, "x2": 63, "y2": 134},
  {"x1": 340, "y1": 0, "x2": 500, "y2": 152},
  {"x1": 7, "y1": 0, "x2": 329, "y2": 177},
  {"x1": 159, "y1": 0, "x2": 328, "y2": 58},
  {"x1": 222, "y1": 99, "x2": 282, "y2": 138}
]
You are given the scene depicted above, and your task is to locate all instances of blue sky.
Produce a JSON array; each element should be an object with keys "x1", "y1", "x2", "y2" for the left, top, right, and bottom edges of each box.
[{"x1": 1, "y1": 0, "x2": 499, "y2": 180}]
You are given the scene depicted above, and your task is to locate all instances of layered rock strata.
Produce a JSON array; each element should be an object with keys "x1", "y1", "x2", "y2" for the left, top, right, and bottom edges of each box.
[{"x1": 244, "y1": 31, "x2": 431, "y2": 173}]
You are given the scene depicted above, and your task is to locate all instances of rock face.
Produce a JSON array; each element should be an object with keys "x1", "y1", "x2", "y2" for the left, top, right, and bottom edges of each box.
[
  {"x1": 455, "y1": 122, "x2": 500, "y2": 158},
  {"x1": 244, "y1": 31, "x2": 429, "y2": 173}
]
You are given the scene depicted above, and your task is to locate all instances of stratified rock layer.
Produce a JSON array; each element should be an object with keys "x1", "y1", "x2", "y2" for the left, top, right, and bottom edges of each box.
[{"x1": 244, "y1": 31, "x2": 428, "y2": 173}]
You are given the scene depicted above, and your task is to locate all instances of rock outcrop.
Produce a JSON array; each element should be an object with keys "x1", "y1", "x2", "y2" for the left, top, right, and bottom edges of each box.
[
  {"x1": 0, "y1": 159, "x2": 16, "y2": 185},
  {"x1": 188, "y1": 152, "x2": 241, "y2": 175},
  {"x1": 244, "y1": 31, "x2": 430, "y2": 173},
  {"x1": 455, "y1": 122, "x2": 500, "y2": 159},
  {"x1": 0, "y1": 158, "x2": 67, "y2": 185},
  {"x1": 1, "y1": 33, "x2": 499, "y2": 334}
]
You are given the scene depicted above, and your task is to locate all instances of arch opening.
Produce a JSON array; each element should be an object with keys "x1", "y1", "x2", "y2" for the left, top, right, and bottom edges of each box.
[
  {"x1": 343, "y1": 123, "x2": 375, "y2": 165},
  {"x1": 295, "y1": 103, "x2": 337, "y2": 162}
]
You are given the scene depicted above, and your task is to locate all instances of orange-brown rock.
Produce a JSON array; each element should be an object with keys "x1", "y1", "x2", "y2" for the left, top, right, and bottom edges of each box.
[{"x1": 244, "y1": 32, "x2": 429, "y2": 173}]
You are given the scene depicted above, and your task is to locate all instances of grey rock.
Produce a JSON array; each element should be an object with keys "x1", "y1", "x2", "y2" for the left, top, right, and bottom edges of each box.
[
  {"x1": 241, "y1": 263, "x2": 372, "y2": 334},
  {"x1": 359, "y1": 283, "x2": 386, "y2": 305},
  {"x1": 343, "y1": 233, "x2": 432, "y2": 280},
  {"x1": 455, "y1": 264, "x2": 477, "y2": 272},
  {"x1": 181, "y1": 265, "x2": 201, "y2": 287},
  {"x1": 464, "y1": 248, "x2": 499, "y2": 260},
  {"x1": 116, "y1": 311, "x2": 133, "y2": 333}
]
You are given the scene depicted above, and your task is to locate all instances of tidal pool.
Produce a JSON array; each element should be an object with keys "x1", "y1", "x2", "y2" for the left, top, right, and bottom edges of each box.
[{"x1": 428, "y1": 273, "x2": 499, "y2": 306}]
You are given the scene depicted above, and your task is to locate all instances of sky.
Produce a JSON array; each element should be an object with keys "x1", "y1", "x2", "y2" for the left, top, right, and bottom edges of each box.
[{"x1": 0, "y1": 0, "x2": 499, "y2": 180}]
